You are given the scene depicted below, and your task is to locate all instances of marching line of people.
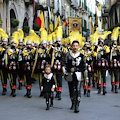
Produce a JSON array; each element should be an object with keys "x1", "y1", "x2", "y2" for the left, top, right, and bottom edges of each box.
[{"x1": 0, "y1": 27, "x2": 120, "y2": 113}]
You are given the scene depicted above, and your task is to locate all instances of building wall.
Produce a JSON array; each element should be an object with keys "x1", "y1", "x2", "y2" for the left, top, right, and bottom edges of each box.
[
  {"x1": 0, "y1": 2, "x2": 7, "y2": 31},
  {"x1": 0, "y1": 0, "x2": 33, "y2": 35}
]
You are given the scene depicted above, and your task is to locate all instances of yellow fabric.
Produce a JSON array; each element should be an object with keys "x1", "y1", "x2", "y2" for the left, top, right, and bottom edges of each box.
[
  {"x1": 7, "y1": 50, "x2": 14, "y2": 56},
  {"x1": 57, "y1": 26, "x2": 62, "y2": 38},
  {"x1": 22, "y1": 50, "x2": 29, "y2": 56},
  {"x1": 111, "y1": 27, "x2": 120, "y2": 40},
  {"x1": 92, "y1": 51, "x2": 97, "y2": 57},
  {"x1": 0, "y1": 47, "x2": 4, "y2": 52},
  {"x1": 8, "y1": 73, "x2": 13, "y2": 86},
  {"x1": 24, "y1": 75, "x2": 27, "y2": 87},
  {"x1": 49, "y1": 21, "x2": 54, "y2": 34},
  {"x1": 101, "y1": 17, "x2": 105, "y2": 29},
  {"x1": 0, "y1": 70, "x2": 4, "y2": 84},
  {"x1": 38, "y1": 49, "x2": 45, "y2": 54},
  {"x1": 84, "y1": 53, "x2": 92, "y2": 57},
  {"x1": 31, "y1": 49, "x2": 38, "y2": 77},
  {"x1": 51, "y1": 48, "x2": 54, "y2": 68},
  {"x1": 18, "y1": 29, "x2": 24, "y2": 39},
  {"x1": 54, "y1": 16, "x2": 61, "y2": 32},
  {"x1": 39, "y1": 73, "x2": 42, "y2": 86},
  {"x1": 40, "y1": 28, "x2": 48, "y2": 41},
  {"x1": 111, "y1": 71, "x2": 114, "y2": 83},
  {"x1": 62, "y1": 47, "x2": 68, "y2": 54},
  {"x1": 98, "y1": 71, "x2": 101, "y2": 84},
  {"x1": 54, "y1": 73, "x2": 57, "y2": 88},
  {"x1": 0, "y1": 28, "x2": 8, "y2": 40},
  {"x1": 90, "y1": 17, "x2": 94, "y2": 34},
  {"x1": 104, "y1": 46, "x2": 110, "y2": 54},
  {"x1": 39, "y1": 12, "x2": 45, "y2": 29},
  {"x1": 96, "y1": 1, "x2": 103, "y2": 11}
]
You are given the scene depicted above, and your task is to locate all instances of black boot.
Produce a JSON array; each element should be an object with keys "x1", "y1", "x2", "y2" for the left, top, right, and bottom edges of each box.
[
  {"x1": 28, "y1": 89, "x2": 32, "y2": 98},
  {"x1": 10, "y1": 89, "x2": 13, "y2": 96},
  {"x1": 12, "y1": 89, "x2": 16, "y2": 97},
  {"x1": 103, "y1": 87, "x2": 107, "y2": 95},
  {"x1": 58, "y1": 91, "x2": 62, "y2": 100},
  {"x1": 50, "y1": 98, "x2": 53, "y2": 107},
  {"x1": 93, "y1": 82, "x2": 95, "y2": 88},
  {"x1": 74, "y1": 101, "x2": 79, "y2": 113},
  {"x1": 50, "y1": 92, "x2": 54, "y2": 107},
  {"x1": 97, "y1": 83, "x2": 99, "y2": 89},
  {"x1": 115, "y1": 85, "x2": 118, "y2": 93},
  {"x1": 84, "y1": 89, "x2": 86, "y2": 95},
  {"x1": 18, "y1": 82, "x2": 22, "y2": 90},
  {"x1": 46, "y1": 93, "x2": 49, "y2": 110},
  {"x1": 2, "y1": 88, "x2": 7, "y2": 95},
  {"x1": 46, "y1": 103, "x2": 49, "y2": 110},
  {"x1": 97, "y1": 87, "x2": 101, "y2": 94},
  {"x1": 70, "y1": 97, "x2": 75, "y2": 110},
  {"x1": 24, "y1": 89, "x2": 28, "y2": 97},
  {"x1": 40, "y1": 92, "x2": 44, "y2": 97},
  {"x1": 87, "y1": 90, "x2": 90, "y2": 97},
  {"x1": 55, "y1": 91, "x2": 58, "y2": 98},
  {"x1": 111, "y1": 85, "x2": 114, "y2": 91}
]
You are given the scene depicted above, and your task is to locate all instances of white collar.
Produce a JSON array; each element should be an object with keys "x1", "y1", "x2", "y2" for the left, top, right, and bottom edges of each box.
[
  {"x1": 70, "y1": 51, "x2": 80, "y2": 58},
  {"x1": 44, "y1": 73, "x2": 53, "y2": 80}
]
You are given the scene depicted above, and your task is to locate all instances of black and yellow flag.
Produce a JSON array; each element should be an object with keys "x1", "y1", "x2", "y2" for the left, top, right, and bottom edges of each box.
[
  {"x1": 101, "y1": 17, "x2": 105, "y2": 29},
  {"x1": 49, "y1": 9, "x2": 54, "y2": 34},
  {"x1": 54, "y1": 16, "x2": 61, "y2": 32},
  {"x1": 90, "y1": 17, "x2": 94, "y2": 34},
  {"x1": 94, "y1": 11, "x2": 98, "y2": 31},
  {"x1": 96, "y1": 0, "x2": 103, "y2": 11}
]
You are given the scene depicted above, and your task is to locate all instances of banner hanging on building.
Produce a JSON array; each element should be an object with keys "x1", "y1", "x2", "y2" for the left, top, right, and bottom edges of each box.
[
  {"x1": 68, "y1": 17, "x2": 82, "y2": 35},
  {"x1": 0, "y1": 0, "x2": 3, "y2": 3}
]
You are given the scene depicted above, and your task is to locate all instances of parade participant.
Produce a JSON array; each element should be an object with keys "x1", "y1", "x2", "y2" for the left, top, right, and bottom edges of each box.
[
  {"x1": 17, "y1": 38, "x2": 24, "y2": 90},
  {"x1": 31, "y1": 28, "x2": 53, "y2": 97},
  {"x1": 6, "y1": 40, "x2": 18, "y2": 97},
  {"x1": 63, "y1": 40, "x2": 88, "y2": 113},
  {"x1": 53, "y1": 26, "x2": 68, "y2": 100},
  {"x1": 91, "y1": 42, "x2": 98, "y2": 88},
  {"x1": 83, "y1": 42, "x2": 94, "y2": 97},
  {"x1": 110, "y1": 38, "x2": 119, "y2": 93},
  {"x1": 94, "y1": 36, "x2": 110, "y2": 95},
  {"x1": 109, "y1": 27, "x2": 120, "y2": 93},
  {"x1": 22, "y1": 40, "x2": 35, "y2": 98},
  {"x1": 0, "y1": 38, "x2": 8, "y2": 95},
  {"x1": 41, "y1": 64, "x2": 55, "y2": 110}
]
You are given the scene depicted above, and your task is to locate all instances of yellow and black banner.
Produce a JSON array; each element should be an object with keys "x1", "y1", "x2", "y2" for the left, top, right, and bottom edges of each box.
[{"x1": 68, "y1": 17, "x2": 82, "y2": 35}]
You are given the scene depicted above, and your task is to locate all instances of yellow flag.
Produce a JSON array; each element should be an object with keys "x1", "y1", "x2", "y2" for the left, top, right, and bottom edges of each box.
[
  {"x1": 49, "y1": 9, "x2": 53, "y2": 34},
  {"x1": 54, "y1": 16, "x2": 61, "y2": 31},
  {"x1": 35, "y1": 12, "x2": 45, "y2": 29},
  {"x1": 90, "y1": 17, "x2": 94, "y2": 34},
  {"x1": 96, "y1": 0, "x2": 103, "y2": 11}
]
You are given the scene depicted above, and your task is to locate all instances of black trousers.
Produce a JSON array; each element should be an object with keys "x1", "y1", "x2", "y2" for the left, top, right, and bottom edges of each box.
[
  {"x1": 114, "y1": 70, "x2": 119, "y2": 86},
  {"x1": 45, "y1": 91, "x2": 54, "y2": 104},
  {"x1": 56, "y1": 74, "x2": 63, "y2": 92},
  {"x1": 2, "y1": 69, "x2": 8, "y2": 87},
  {"x1": 68, "y1": 73, "x2": 82, "y2": 101},
  {"x1": 56, "y1": 74, "x2": 62, "y2": 87},
  {"x1": 9, "y1": 73, "x2": 17, "y2": 89},
  {"x1": 25, "y1": 74, "x2": 32, "y2": 90}
]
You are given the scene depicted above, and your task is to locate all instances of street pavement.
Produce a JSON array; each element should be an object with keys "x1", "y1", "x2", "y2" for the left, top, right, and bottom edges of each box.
[{"x1": 0, "y1": 73, "x2": 120, "y2": 120}]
